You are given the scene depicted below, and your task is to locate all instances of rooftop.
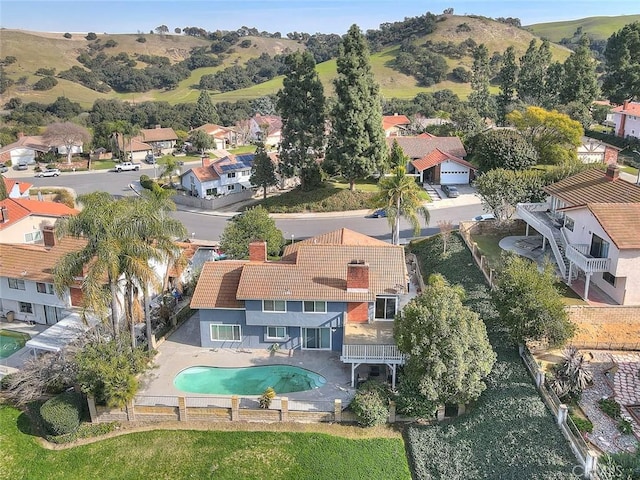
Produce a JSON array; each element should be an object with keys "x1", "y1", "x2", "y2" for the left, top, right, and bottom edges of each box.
[{"x1": 545, "y1": 168, "x2": 640, "y2": 206}]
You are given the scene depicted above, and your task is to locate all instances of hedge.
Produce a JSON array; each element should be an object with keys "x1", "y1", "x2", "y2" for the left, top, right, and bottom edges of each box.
[{"x1": 40, "y1": 391, "x2": 84, "y2": 436}]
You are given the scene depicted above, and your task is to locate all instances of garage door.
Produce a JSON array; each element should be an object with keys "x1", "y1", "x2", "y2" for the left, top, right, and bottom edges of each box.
[{"x1": 440, "y1": 170, "x2": 469, "y2": 185}]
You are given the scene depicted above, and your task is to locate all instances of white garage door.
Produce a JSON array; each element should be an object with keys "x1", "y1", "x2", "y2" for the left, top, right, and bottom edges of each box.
[{"x1": 440, "y1": 170, "x2": 469, "y2": 185}]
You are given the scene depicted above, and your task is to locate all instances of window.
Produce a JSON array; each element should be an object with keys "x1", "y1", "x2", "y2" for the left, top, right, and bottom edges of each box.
[
  {"x1": 210, "y1": 324, "x2": 241, "y2": 341},
  {"x1": 263, "y1": 300, "x2": 286, "y2": 312},
  {"x1": 205, "y1": 187, "x2": 218, "y2": 196},
  {"x1": 227, "y1": 172, "x2": 236, "y2": 178},
  {"x1": 37, "y1": 282, "x2": 55, "y2": 294},
  {"x1": 564, "y1": 216, "x2": 574, "y2": 232},
  {"x1": 590, "y1": 234, "x2": 610, "y2": 258},
  {"x1": 302, "y1": 327, "x2": 331, "y2": 350},
  {"x1": 25, "y1": 230, "x2": 43, "y2": 243},
  {"x1": 19, "y1": 302, "x2": 33, "y2": 314},
  {"x1": 375, "y1": 297, "x2": 397, "y2": 320},
  {"x1": 227, "y1": 185, "x2": 234, "y2": 191},
  {"x1": 8, "y1": 278, "x2": 26, "y2": 290},
  {"x1": 603, "y1": 272, "x2": 616, "y2": 286},
  {"x1": 266, "y1": 326, "x2": 287, "y2": 340},
  {"x1": 303, "y1": 301, "x2": 327, "y2": 313}
]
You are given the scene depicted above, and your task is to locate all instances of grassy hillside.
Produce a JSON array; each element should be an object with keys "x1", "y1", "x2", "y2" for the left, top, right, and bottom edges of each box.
[
  {"x1": 526, "y1": 15, "x2": 640, "y2": 42},
  {"x1": 1, "y1": 16, "x2": 571, "y2": 106}
]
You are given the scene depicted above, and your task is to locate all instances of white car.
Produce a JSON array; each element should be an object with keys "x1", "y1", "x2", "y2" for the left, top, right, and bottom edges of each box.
[
  {"x1": 471, "y1": 213, "x2": 495, "y2": 222},
  {"x1": 35, "y1": 168, "x2": 61, "y2": 177}
]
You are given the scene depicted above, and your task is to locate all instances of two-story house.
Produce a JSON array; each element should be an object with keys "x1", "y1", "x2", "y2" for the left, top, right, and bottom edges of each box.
[
  {"x1": 383, "y1": 114, "x2": 411, "y2": 137},
  {"x1": 249, "y1": 114, "x2": 282, "y2": 148},
  {"x1": 190, "y1": 229, "x2": 413, "y2": 387},
  {"x1": 612, "y1": 100, "x2": 640, "y2": 140},
  {"x1": 192, "y1": 123, "x2": 237, "y2": 150},
  {"x1": 516, "y1": 164, "x2": 640, "y2": 305},
  {"x1": 0, "y1": 198, "x2": 78, "y2": 244}
]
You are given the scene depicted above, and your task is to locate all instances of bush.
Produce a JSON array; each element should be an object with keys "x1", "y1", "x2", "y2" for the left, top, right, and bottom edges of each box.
[
  {"x1": 47, "y1": 421, "x2": 118, "y2": 444},
  {"x1": 136, "y1": 36, "x2": 147, "y2": 43},
  {"x1": 569, "y1": 412, "x2": 593, "y2": 433},
  {"x1": 63, "y1": 33, "x2": 72, "y2": 39},
  {"x1": 618, "y1": 418, "x2": 633, "y2": 434},
  {"x1": 33, "y1": 76, "x2": 58, "y2": 91},
  {"x1": 259, "y1": 387, "x2": 276, "y2": 408},
  {"x1": 85, "y1": 32, "x2": 97, "y2": 41},
  {"x1": 40, "y1": 391, "x2": 83, "y2": 436},
  {"x1": 350, "y1": 380, "x2": 390, "y2": 427},
  {"x1": 396, "y1": 373, "x2": 437, "y2": 418},
  {"x1": 598, "y1": 397, "x2": 622, "y2": 420}
]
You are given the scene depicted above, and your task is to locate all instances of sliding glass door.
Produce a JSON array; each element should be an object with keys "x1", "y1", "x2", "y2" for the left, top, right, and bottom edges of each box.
[{"x1": 302, "y1": 327, "x2": 331, "y2": 350}]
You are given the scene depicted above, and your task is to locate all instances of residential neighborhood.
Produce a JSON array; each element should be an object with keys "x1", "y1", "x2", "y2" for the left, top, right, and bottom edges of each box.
[{"x1": 2, "y1": 4, "x2": 640, "y2": 480}]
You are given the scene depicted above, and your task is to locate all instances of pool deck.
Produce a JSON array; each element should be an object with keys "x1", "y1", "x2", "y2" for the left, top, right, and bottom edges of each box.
[
  {"x1": 138, "y1": 312, "x2": 356, "y2": 406},
  {"x1": 0, "y1": 320, "x2": 47, "y2": 374}
]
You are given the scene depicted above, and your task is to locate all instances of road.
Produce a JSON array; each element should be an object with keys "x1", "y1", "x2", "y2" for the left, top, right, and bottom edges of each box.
[{"x1": 21, "y1": 167, "x2": 485, "y2": 243}]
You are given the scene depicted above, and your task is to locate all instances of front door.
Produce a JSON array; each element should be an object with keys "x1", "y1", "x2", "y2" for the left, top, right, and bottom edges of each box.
[{"x1": 302, "y1": 327, "x2": 331, "y2": 350}]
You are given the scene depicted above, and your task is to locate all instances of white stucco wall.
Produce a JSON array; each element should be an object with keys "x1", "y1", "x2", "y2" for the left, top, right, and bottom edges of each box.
[
  {"x1": 0, "y1": 216, "x2": 57, "y2": 244},
  {"x1": 615, "y1": 113, "x2": 640, "y2": 139}
]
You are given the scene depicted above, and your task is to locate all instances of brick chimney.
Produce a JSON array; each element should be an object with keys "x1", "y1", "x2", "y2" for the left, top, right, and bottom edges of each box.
[
  {"x1": 201, "y1": 156, "x2": 211, "y2": 167},
  {"x1": 605, "y1": 163, "x2": 620, "y2": 181},
  {"x1": 0, "y1": 206, "x2": 8, "y2": 223},
  {"x1": 155, "y1": 124, "x2": 161, "y2": 129},
  {"x1": 347, "y1": 260, "x2": 369, "y2": 292},
  {"x1": 604, "y1": 147, "x2": 619, "y2": 165},
  {"x1": 623, "y1": 100, "x2": 630, "y2": 110},
  {"x1": 42, "y1": 225, "x2": 56, "y2": 248},
  {"x1": 248, "y1": 241, "x2": 267, "y2": 262},
  {"x1": 17, "y1": 132, "x2": 24, "y2": 139}
]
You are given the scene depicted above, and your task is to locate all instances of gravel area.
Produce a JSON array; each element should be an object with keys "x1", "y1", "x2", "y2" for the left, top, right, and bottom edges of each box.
[{"x1": 578, "y1": 351, "x2": 639, "y2": 454}]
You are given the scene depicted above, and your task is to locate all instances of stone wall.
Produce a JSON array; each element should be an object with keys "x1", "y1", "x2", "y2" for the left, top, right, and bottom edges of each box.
[{"x1": 568, "y1": 305, "x2": 640, "y2": 350}]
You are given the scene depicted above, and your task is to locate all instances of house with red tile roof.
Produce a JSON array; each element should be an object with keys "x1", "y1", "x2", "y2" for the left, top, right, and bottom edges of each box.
[
  {"x1": 249, "y1": 114, "x2": 282, "y2": 148},
  {"x1": 386, "y1": 136, "x2": 472, "y2": 184},
  {"x1": 517, "y1": 164, "x2": 640, "y2": 305},
  {"x1": 0, "y1": 198, "x2": 78, "y2": 244},
  {"x1": 612, "y1": 100, "x2": 640, "y2": 139},
  {"x1": 192, "y1": 124, "x2": 237, "y2": 150},
  {"x1": 3, "y1": 177, "x2": 32, "y2": 199},
  {"x1": 190, "y1": 228, "x2": 412, "y2": 387},
  {"x1": 382, "y1": 114, "x2": 411, "y2": 137}
]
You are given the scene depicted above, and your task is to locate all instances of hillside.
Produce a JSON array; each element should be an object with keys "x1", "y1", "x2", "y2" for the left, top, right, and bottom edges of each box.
[
  {"x1": 526, "y1": 15, "x2": 640, "y2": 42},
  {"x1": 0, "y1": 15, "x2": 571, "y2": 106}
]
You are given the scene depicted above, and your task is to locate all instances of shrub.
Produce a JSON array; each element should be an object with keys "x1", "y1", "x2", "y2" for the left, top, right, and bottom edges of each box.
[
  {"x1": 47, "y1": 421, "x2": 118, "y2": 444},
  {"x1": 33, "y1": 76, "x2": 58, "y2": 91},
  {"x1": 63, "y1": 33, "x2": 72, "y2": 39},
  {"x1": 396, "y1": 373, "x2": 437, "y2": 418},
  {"x1": 350, "y1": 380, "x2": 390, "y2": 427},
  {"x1": 259, "y1": 387, "x2": 276, "y2": 408},
  {"x1": 104, "y1": 39, "x2": 118, "y2": 48},
  {"x1": 549, "y1": 347, "x2": 593, "y2": 401},
  {"x1": 85, "y1": 32, "x2": 97, "y2": 41},
  {"x1": 136, "y1": 36, "x2": 147, "y2": 43},
  {"x1": 40, "y1": 391, "x2": 83, "y2": 436},
  {"x1": 569, "y1": 412, "x2": 593, "y2": 433},
  {"x1": 54, "y1": 189, "x2": 75, "y2": 208},
  {"x1": 598, "y1": 397, "x2": 622, "y2": 420},
  {"x1": 618, "y1": 418, "x2": 633, "y2": 435}
]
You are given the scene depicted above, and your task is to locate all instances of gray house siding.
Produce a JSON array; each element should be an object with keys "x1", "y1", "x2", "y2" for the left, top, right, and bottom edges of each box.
[{"x1": 245, "y1": 300, "x2": 345, "y2": 327}]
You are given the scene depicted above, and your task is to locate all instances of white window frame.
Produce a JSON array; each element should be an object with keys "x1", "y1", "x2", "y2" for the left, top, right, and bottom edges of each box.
[
  {"x1": 36, "y1": 282, "x2": 55, "y2": 294},
  {"x1": 227, "y1": 172, "x2": 236, "y2": 178},
  {"x1": 24, "y1": 230, "x2": 43, "y2": 243},
  {"x1": 209, "y1": 324, "x2": 241, "y2": 342},
  {"x1": 303, "y1": 301, "x2": 327, "y2": 313},
  {"x1": 226, "y1": 184, "x2": 234, "y2": 191},
  {"x1": 8, "y1": 278, "x2": 26, "y2": 290},
  {"x1": 375, "y1": 296, "x2": 398, "y2": 321},
  {"x1": 263, "y1": 300, "x2": 286, "y2": 312},
  {"x1": 19, "y1": 302, "x2": 33, "y2": 314},
  {"x1": 301, "y1": 327, "x2": 332, "y2": 350},
  {"x1": 265, "y1": 326, "x2": 287, "y2": 341}
]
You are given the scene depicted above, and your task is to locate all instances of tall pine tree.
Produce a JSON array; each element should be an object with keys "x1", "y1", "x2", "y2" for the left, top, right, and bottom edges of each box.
[
  {"x1": 276, "y1": 51, "x2": 326, "y2": 191},
  {"x1": 326, "y1": 24, "x2": 386, "y2": 191},
  {"x1": 192, "y1": 90, "x2": 219, "y2": 127},
  {"x1": 517, "y1": 40, "x2": 552, "y2": 105},
  {"x1": 468, "y1": 44, "x2": 493, "y2": 120},
  {"x1": 250, "y1": 142, "x2": 278, "y2": 199},
  {"x1": 560, "y1": 35, "x2": 599, "y2": 106},
  {"x1": 497, "y1": 46, "x2": 518, "y2": 125},
  {"x1": 603, "y1": 22, "x2": 640, "y2": 104}
]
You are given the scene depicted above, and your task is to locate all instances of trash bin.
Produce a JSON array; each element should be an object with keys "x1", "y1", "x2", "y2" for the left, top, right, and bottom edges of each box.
[{"x1": 6, "y1": 310, "x2": 15, "y2": 322}]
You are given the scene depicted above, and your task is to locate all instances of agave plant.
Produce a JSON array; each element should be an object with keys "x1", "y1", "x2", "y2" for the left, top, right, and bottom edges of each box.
[{"x1": 549, "y1": 347, "x2": 593, "y2": 400}]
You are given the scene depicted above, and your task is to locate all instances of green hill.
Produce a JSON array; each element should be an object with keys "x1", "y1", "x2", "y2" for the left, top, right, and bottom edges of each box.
[
  {"x1": 1, "y1": 15, "x2": 571, "y2": 106},
  {"x1": 526, "y1": 15, "x2": 640, "y2": 42}
]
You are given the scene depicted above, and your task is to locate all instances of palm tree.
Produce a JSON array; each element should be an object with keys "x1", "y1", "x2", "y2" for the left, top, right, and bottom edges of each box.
[
  {"x1": 372, "y1": 166, "x2": 430, "y2": 245},
  {"x1": 108, "y1": 120, "x2": 140, "y2": 161}
]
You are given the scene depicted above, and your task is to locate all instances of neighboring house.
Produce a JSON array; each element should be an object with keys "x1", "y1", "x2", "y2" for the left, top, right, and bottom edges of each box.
[
  {"x1": 193, "y1": 124, "x2": 237, "y2": 150},
  {"x1": 0, "y1": 134, "x2": 51, "y2": 167},
  {"x1": 387, "y1": 136, "x2": 472, "y2": 185},
  {"x1": 113, "y1": 136, "x2": 152, "y2": 162},
  {"x1": 138, "y1": 126, "x2": 178, "y2": 155},
  {"x1": 180, "y1": 153, "x2": 278, "y2": 198},
  {"x1": 0, "y1": 232, "x2": 87, "y2": 324},
  {"x1": 249, "y1": 114, "x2": 282, "y2": 147},
  {"x1": 516, "y1": 164, "x2": 640, "y2": 305},
  {"x1": 382, "y1": 114, "x2": 411, "y2": 137},
  {"x1": 612, "y1": 100, "x2": 640, "y2": 139},
  {"x1": 3, "y1": 178, "x2": 32, "y2": 199},
  {"x1": 190, "y1": 229, "x2": 413, "y2": 387},
  {"x1": 577, "y1": 138, "x2": 619, "y2": 164},
  {"x1": 0, "y1": 198, "x2": 78, "y2": 244}
]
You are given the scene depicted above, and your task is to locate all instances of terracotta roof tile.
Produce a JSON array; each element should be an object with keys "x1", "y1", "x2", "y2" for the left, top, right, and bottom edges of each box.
[
  {"x1": 545, "y1": 169, "x2": 640, "y2": 206},
  {"x1": 4, "y1": 178, "x2": 33, "y2": 195},
  {"x1": 0, "y1": 198, "x2": 77, "y2": 230},
  {"x1": 0, "y1": 198, "x2": 30, "y2": 229},
  {"x1": 386, "y1": 136, "x2": 466, "y2": 159},
  {"x1": 139, "y1": 127, "x2": 178, "y2": 143},
  {"x1": 282, "y1": 228, "x2": 392, "y2": 260},
  {"x1": 383, "y1": 115, "x2": 410, "y2": 131},
  {"x1": 0, "y1": 237, "x2": 87, "y2": 283},
  {"x1": 0, "y1": 135, "x2": 50, "y2": 154},
  {"x1": 612, "y1": 102, "x2": 640, "y2": 116},
  {"x1": 188, "y1": 165, "x2": 220, "y2": 182},
  {"x1": 588, "y1": 203, "x2": 640, "y2": 249},
  {"x1": 411, "y1": 148, "x2": 476, "y2": 172},
  {"x1": 190, "y1": 260, "x2": 248, "y2": 309}
]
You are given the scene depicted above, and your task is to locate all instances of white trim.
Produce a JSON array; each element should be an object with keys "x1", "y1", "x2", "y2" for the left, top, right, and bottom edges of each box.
[
  {"x1": 262, "y1": 299, "x2": 286, "y2": 313},
  {"x1": 375, "y1": 296, "x2": 398, "y2": 321},
  {"x1": 265, "y1": 326, "x2": 287, "y2": 341},
  {"x1": 302, "y1": 300, "x2": 327, "y2": 314},
  {"x1": 209, "y1": 324, "x2": 241, "y2": 342},
  {"x1": 301, "y1": 327, "x2": 332, "y2": 350}
]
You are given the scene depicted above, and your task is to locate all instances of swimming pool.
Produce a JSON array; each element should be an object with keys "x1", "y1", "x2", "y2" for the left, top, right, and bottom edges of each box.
[
  {"x1": 0, "y1": 329, "x2": 30, "y2": 359},
  {"x1": 173, "y1": 365, "x2": 327, "y2": 395}
]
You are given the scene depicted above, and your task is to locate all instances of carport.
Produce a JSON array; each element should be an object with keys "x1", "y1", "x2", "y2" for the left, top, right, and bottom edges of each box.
[{"x1": 25, "y1": 312, "x2": 98, "y2": 354}]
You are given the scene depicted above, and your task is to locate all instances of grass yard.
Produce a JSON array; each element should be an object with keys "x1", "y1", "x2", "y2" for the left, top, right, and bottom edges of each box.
[
  {"x1": 0, "y1": 406, "x2": 411, "y2": 480},
  {"x1": 407, "y1": 234, "x2": 578, "y2": 479}
]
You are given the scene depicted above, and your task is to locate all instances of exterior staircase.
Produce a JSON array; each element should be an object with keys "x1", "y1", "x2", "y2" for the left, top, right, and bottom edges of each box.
[{"x1": 423, "y1": 183, "x2": 441, "y2": 201}]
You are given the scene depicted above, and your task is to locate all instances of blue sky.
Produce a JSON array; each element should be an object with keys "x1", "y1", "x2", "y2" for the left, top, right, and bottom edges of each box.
[{"x1": 1, "y1": 0, "x2": 638, "y2": 35}]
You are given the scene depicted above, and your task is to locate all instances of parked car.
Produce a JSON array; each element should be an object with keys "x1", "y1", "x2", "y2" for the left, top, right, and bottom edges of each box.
[
  {"x1": 368, "y1": 209, "x2": 387, "y2": 218},
  {"x1": 441, "y1": 185, "x2": 460, "y2": 198},
  {"x1": 471, "y1": 213, "x2": 496, "y2": 222},
  {"x1": 35, "y1": 168, "x2": 61, "y2": 177},
  {"x1": 0, "y1": 164, "x2": 8, "y2": 173},
  {"x1": 16, "y1": 163, "x2": 28, "y2": 171}
]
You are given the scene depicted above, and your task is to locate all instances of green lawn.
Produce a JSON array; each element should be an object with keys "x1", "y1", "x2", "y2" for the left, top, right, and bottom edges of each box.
[
  {"x1": 228, "y1": 145, "x2": 257, "y2": 155},
  {"x1": 0, "y1": 406, "x2": 411, "y2": 480},
  {"x1": 407, "y1": 234, "x2": 577, "y2": 479}
]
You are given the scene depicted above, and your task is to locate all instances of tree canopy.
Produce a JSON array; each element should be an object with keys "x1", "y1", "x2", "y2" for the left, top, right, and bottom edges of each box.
[
  {"x1": 192, "y1": 90, "x2": 219, "y2": 127},
  {"x1": 603, "y1": 21, "x2": 640, "y2": 104},
  {"x1": 42, "y1": 122, "x2": 91, "y2": 164},
  {"x1": 250, "y1": 142, "x2": 278, "y2": 199},
  {"x1": 473, "y1": 129, "x2": 538, "y2": 172},
  {"x1": 325, "y1": 25, "x2": 386, "y2": 190},
  {"x1": 492, "y1": 253, "x2": 575, "y2": 347},
  {"x1": 219, "y1": 206, "x2": 284, "y2": 259},
  {"x1": 394, "y1": 274, "x2": 496, "y2": 412}
]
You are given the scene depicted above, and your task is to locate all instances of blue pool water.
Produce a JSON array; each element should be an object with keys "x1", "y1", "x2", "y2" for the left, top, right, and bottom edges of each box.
[{"x1": 173, "y1": 365, "x2": 327, "y2": 395}]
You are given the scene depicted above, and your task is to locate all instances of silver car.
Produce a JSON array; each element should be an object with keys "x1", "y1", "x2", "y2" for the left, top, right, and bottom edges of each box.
[{"x1": 35, "y1": 168, "x2": 61, "y2": 177}]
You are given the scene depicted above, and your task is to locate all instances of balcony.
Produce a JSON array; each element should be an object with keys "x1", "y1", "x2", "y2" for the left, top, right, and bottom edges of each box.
[
  {"x1": 566, "y1": 244, "x2": 611, "y2": 273},
  {"x1": 340, "y1": 344, "x2": 406, "y2": 364}
]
